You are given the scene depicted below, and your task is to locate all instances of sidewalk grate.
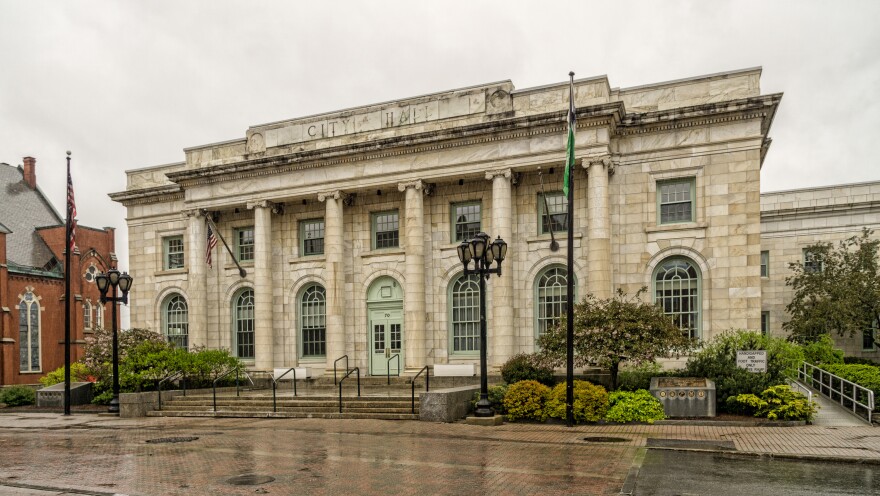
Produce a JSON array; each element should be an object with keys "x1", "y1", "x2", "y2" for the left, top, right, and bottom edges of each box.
[
  {"x1": 145, "y1": 436, "x2": 200, "y2": 444},
  {"x1": 226, "y1": 474, "x2": 275, "y2": 486},
  {"x1": 583, "y1": 436, "x2": 629, "y2": 443}
]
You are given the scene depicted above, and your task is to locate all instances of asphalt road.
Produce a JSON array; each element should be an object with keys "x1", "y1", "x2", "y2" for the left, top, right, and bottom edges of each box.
[{"x1": 633, "y1": 450, "x2": 879, "y2": 496}]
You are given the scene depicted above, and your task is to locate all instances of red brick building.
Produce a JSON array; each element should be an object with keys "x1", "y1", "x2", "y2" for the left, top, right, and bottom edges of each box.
[{"x1": 0, "y1": 157, "x2": 117, "y2": 385}]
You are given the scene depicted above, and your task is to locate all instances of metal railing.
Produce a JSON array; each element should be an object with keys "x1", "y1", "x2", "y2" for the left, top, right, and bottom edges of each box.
[
  {"x1": 333, "y1": 355, "x2": 349, "y2": 385},
  {"x1": 270, "y1": 368, "x2": 299, "y2": 413},
  {"x1": 788, "y1": 379, "x2": 813, "y2": 405},
  {"x1": 798, "y1": 362, "x2": 875, "y2": 424},
  {"x1": 212, "y1": 367, "x2": 253, "y2": 413},
  {"x1": 157, "y1": 372, "x2": 186, "y2": 411},
  {"x1": 412, "y1": 365, "x2": 430, "y2": 414},
  {"x1": 387, "y1": 354, "x2": 400, "y2": 385},
  {"x1": 338, "y1": 367, "x2": 361, "y2": 413}
]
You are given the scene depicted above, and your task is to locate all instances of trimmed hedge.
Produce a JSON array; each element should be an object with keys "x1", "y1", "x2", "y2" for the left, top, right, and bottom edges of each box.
[
  {"x1": 821, "y1": 363, "x2": 880, "y2": 400},
  {"x1": 0, "y1": 386, "x2": 36, "y2": 407},
  {"x1": 503, "y1": 380, "x2": 551, "y2": 421},
  {"x1": 605, "y1": 390, "x2": 666, "y2": 424},
  {"x1": 545, "y1": 380, "x2": 609, "y2": 423}
]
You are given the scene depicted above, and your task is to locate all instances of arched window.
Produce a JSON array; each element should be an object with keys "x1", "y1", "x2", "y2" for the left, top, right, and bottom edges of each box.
[
  {"x1": 95, "y1": 303, "x2": 104, "y2": 329},
  {"x1": 19, "y1": 290, "x2": 41, "y2": 372},
  {"x1": 535, "y1": 266, "x2": 572, "y2": 341},
  {"x1": 83, "y1": 301, "x2": 92, "y2": 330},
  {"x1": 299, "y1": 284, "x2": 326, "y2": 357},
  {"x1": 449, "y1": 274, "x2": 480, "y2": 354},
  {"x1": 234, "y1": 289, "x2": 255, "y2": 359},
  {"x1": 653, "y1": 257, "x2": 701, "y2": 339},
  {"x1": 162, "y1": 294, "x2": 189, "y2": 349}
]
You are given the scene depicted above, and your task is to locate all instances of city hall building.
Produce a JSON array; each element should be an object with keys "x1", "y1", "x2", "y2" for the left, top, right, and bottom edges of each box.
[{"x1": 110, "y1": 67, "x2": 879, "y2": 378}]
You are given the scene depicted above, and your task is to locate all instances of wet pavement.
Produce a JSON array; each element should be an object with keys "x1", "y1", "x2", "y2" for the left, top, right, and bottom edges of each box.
[{"x1": 0, "y1": 413, "x2": 878, "y2": 495}]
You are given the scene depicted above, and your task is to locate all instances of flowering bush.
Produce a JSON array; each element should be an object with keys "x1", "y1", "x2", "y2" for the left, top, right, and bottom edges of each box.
[
  {"x1": 503, "y1": 380, "x2": 551, "y2": 421},
  {"x1": 545, "y1": 380, "x2": 609, "y2": 423}
]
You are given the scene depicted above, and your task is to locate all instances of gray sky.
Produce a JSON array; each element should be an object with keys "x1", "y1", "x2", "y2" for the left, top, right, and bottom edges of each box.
[{"x1": 2, "y1": 0, "x2": 880, "y2": 287}]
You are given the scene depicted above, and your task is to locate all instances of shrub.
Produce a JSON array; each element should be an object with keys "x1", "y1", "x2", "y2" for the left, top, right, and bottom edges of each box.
[
  {"x1": 726, "y1": 385, "x2": 818, "y2": 421},
  {"x1": 822, "y1": 363, "x2": 880, "y2": 401},
  {"x1": 545, "y1": 380, "x2": 609, "y2": 423},
  {"x1": 843, "y1": 356, "x2": 879, "y2": 365},
  {"x1": 471, "y1": 384, "x2": 509, "y2": 415},
  {"x1": 605, "y1": 390, "x2": 666, "y2": 424},
  {"x1": 801, "y1": 334, "x2": 844, "y2": 366},
  {"x1": 0, "y1": 386, "x2": 36, "y2": 407},
  {"x1": 616, "y1": 362, "x2": 688, "y2": 392},
  {"x1": 39, "y1": 362, "x2": 92, "y2": 387},
  {"x1": 685, "y1": 330, "x2": 804, "y2": 412},
  {"x1": 503, "y1": 380, "x2": 551, "y2": 421},
  {"x1": 179, "y1": 348, "x2": 242, "y2": 387},
  {"x1": 501, "y1": 353, "x2": 555, "y2": 386}
]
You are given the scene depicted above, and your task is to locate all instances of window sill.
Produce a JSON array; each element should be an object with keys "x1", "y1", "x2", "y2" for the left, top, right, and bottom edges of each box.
[
  {"x1": 645, "y1": 221, "x2": 707, "y2": 233},
  {"x1": 298, "y1": 357, "x2": 326, "y2": 363},
  {"x1": 156, "y1": 268, "x2": 188, "y2": 277},
  {"x1": 526, "y1": 232, "x2": 582, "y2": 245},
  {"x1": 361, "y1": 248, "x2": 404, "y2": 259},
  {"x1": 19, "y1": 370, "x2": 43, "y2": 374},
  {"x1": 289, "y1": 255, "x2": 326, "y2": 264}
]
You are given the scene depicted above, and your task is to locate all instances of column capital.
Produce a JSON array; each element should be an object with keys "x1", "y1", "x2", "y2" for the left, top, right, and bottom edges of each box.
[
  {"x1": 317, "y1": 190, "x2": 346, "y2": 202},
  {"x1": 182, "y1": 209, "x2": 202, "y2": 218},
  {"x1": 583, "y1": 154, "x2": 615, "y2": 175},
  {"x1": 246, "y1": 200, "x2": 274, "y2": 210},
  {"x1": 397, "y1": 180, "x2": 424, "y2": 192},
  {"x1": 485, "y1": 168, "x2": 512, "y2": 181}
]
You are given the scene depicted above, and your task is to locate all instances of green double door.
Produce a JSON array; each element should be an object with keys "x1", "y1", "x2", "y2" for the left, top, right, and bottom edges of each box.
[{"x1": 369, "y1": 307, "x2": 403, "y2": 376}]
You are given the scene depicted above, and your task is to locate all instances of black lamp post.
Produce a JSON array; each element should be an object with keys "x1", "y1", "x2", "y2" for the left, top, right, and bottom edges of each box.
[
  {"x1": 456, "y1": 232, "x2": 508, "y2": 417},
  {"x1": 96, "y1": 268, "x2": 133, "y2": 414}
]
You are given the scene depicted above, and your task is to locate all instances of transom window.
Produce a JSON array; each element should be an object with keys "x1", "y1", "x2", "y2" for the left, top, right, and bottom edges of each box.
[
  {"x1": 163, "y1": 236, "x2": 184, "y2": 270},
  {"x1": 535, "y1": 266, "x2": 572, "y2": 340},
  {"x1": 234, "y1": 289, "x2": 255, "y2": 359},
  {"x1": 452, "y1": 202, "x2": 481, "y2": 242},
  {"x1": 300, "y1": 284, "x2": 327, "y2": 357},
  {"x1": 372, "y1": 211, "x2": 399, "y2": 249},
  {"x1": 539, "y1": 192, "x2": 568, "y2": 234},
  {"x1": 163, "y1": 294, "x2": 189, "y2": 350},
  {"x1": 658, "y1": 179, "x2": 695, "y2": 224},
  {"x1": 236, "y1": 227, "x2": 255, "y2": 262},
  {"x1": 19, "y1": 290, "x2": 41, "y2": 372},
  {"x1": 449, "y1": 274, "x2": 480, "y2": 353},
  {"x1": 300, "y1": 219, "x2": 325, "y2": 256},
  {"x1": 654, "y1": 257, "x2": 701, "y2": 339},
  {"x1": 760, "y1": 251, "x2": 769, "y2": 277}
]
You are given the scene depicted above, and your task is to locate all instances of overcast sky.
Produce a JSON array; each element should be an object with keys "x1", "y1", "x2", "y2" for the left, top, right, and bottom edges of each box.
[{"x1": 2, "y1": 0, "x2": 880, "y2": 289}]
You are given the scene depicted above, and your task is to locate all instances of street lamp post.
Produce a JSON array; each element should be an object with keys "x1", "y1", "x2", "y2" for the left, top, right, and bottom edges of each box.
[
  {"x1": 456, "y1": 232, "x2": 508, "y2": 417},
  {"x1": 96, "y1": 268, "x2": 134, "y2": 414}
]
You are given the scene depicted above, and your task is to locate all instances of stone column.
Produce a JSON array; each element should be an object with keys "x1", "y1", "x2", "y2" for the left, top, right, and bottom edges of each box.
[
  {"x1": 397, "y1": 180, "x2": 426, "y2": 371},
  {"x1": 247, "y1": 200, "x2": 274, "y2": 370},
  {"x1": 486, "y1": 169, "x2": 514, "y2": 368},
  {"x1": 184, "y1": 210, "x2": 208, "y2": 349},
  {"x1": 585, "y1": 156, "x2": 613, "y2": 299},
  {"x1": 318, "y1": 191, "x2": 345, "y2": 372}
]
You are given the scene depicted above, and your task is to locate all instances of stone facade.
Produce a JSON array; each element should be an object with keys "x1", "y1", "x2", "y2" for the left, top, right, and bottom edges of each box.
[{"x1": 112, "y1": 68, "x2": 786, "y2": 375}]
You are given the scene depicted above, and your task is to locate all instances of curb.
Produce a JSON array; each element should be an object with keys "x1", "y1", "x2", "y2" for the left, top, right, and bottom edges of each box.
[{"x1": 645, "y1": 446, "x2": 880, "y2": 465}]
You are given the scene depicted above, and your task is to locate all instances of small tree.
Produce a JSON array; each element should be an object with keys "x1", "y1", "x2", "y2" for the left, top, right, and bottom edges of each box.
[
  {"x1": 784, "y1": 229, "x2": 880, "y2": 346},
  {"x1": 536, "y1": 288, "x2": 694, "y2": 389}
]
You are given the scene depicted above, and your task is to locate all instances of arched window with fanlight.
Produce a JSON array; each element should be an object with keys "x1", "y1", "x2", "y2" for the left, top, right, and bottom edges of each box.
[
  {"x1": 534, "y1": 265, "x2": 574, "y2": 341},
  {"x1": 19, "y1": 290, "x2": 41, "y2": 372},
  {"x1": 162, "y1": 294, "x2": 189, "y2": 350},
  {"x1": 653, "y1": 257, "x2": 701, "y2": 339},
  {"x1": 233, "y1": 289, "x2": 255, "y2": 360},
  {"x1": 448, "y1": 273, "x2": 481, "y2": 354},
  {"x1": 299, "y1": 284, "x2": 326, "y2": 358}
]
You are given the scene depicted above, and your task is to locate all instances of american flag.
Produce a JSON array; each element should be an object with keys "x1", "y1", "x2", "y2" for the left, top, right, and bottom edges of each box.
[
  {"x1": 66, "y1": 157, "x2": 77, "y2": 252},
  {"x1": 206, "y1": 219, "x2": 218, "y2": 268}
]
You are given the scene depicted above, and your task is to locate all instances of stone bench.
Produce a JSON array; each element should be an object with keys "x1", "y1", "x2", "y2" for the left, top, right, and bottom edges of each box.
[
  {"x1": 272, "y1": 367, "x2": 311, "y2": 381},
  {"x1": 433, "y1": 364, "x2": 476, "y2": 377}
]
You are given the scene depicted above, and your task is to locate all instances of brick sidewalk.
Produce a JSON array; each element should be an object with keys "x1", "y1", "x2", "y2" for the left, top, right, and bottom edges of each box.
[{"x1": 0, "y1": 414, "x2": 877, "y2": 495}]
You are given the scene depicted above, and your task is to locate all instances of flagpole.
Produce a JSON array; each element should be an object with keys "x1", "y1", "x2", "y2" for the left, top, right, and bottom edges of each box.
[
  {"x1": 565, "y1": 72, "x2": 576, "y2": 427},
  {"x1": 203, "y1": 211, "x2": 247, "y2": 278},
  {"x1": 63, "y1": 151, "x2": 72, "y2": 416}
]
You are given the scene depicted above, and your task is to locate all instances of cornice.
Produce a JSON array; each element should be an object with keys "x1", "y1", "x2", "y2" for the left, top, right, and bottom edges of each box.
[
  {"x1": 109, "y1": 185, "x2": 183, "y2": 206},
  {"x1": 760, "y1": 200, "x2": 880, "y2": 222},
  {"x1": 618, "y1": 93, "x2": 783, "y2": 136}
]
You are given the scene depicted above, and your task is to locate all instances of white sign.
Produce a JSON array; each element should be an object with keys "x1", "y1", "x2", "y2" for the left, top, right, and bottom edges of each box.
[{"x1": 737, "y1": 350, "x2": 767, "y2": 373}]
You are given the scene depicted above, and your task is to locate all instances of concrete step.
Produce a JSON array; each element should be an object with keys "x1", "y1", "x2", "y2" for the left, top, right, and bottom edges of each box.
[{"x1": 146, "y1": 410, "x2": 419, "y2": 420}]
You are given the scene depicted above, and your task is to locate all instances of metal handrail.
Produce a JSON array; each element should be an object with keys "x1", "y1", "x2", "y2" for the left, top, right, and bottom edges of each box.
[
  {"x1": 333, "y1": 355, "x2": 349, "y2": 385},
  {"x1": 387, "y1": 354, "x2": 400, "y2": 385},
  {"x1": 270, "y1": 368, "x2": 299, "y2": 413},
  {"x1": 788, "y1": 379, "x2": 813, "y2": 405},
  {"x1": 798, "y1": 362, "x2": 875, "y2": 424},
  {"x1": 338, "y1": 367, "x2": 361, "y2": 413},
  {"x1": 157, "y1": 372, "x2": 185, "y2": 411},
  {"x1": 212, "y1": 366, "x2": 249, "y2": 412},
  {"x1": 412, "y1": 365, "x2": 430, "y2": 414}
]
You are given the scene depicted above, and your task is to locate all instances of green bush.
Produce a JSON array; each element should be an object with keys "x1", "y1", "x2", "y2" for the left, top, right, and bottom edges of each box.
[
  {"x1": 471, "y1": 384, "x2": 509, "y2": 415},
  {"x1": 503, "y1": 380, "x2": 551, "y2": 421},
  {"x1": 822, "y1": 363, "x2": 880, "y2": 401},
  {"x1": 843, "y1": 356, "x2": 879, "y2": 365},
  {"x1": 545, "y1": 380, "x2": 609, "y2": 423},
  {"x1": 501, "y1": 353, "x2": 555, "y2": 386},
  {"x1": 726, "y1": 385, "x2": 818, "y2": 421},
  {"x1": 604, "y1": 390, "x2": 666, "y2": 424},
  {"x1": 0, "y1": 386, "x2": 36, "y2": 406},
  {"x1": 616, "y1": 362, "x2": 688, "y2": 392},
  {"x1": 39, "y1": 362, "x2": 92, "y2": 387},
  {"x1": 801, "y1": 334, "x2": 844, "y2": 366},
  {"x1": 685, "y1": 330, "x2": 804, "y2": 412}
]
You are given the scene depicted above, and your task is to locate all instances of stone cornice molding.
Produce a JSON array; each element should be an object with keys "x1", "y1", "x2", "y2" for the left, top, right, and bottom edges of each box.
[
  {"x1": 397, "y1": 180, "x2": 424, "y2": 192},
  {"x1": 485, "y1": 168, "x2": 513, "y2": 181},
  {"x1": 246, "y1": 200, "x2": 274, "y2": 210},
  {"x1": 109, "y1": 185, "x2": 183, "y2": 207}
]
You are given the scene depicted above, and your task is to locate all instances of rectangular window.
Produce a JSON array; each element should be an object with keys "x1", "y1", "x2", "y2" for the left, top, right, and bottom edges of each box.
[
  {"x1": 372, "y1": 211, "x2": 399, "y2": 249},
  {"x1": 804, "y1": 249, "x2": 822, "y2": 274},
  {"x1": 452, "y1": 202, "x2": 481, "y2": 242},
  {"x1": 236, "y1": 227, "x2": 255, "y2": 262},
  {"x1": 760, "y1": 251, "x2": 769, "y2": 277},
  {"x1": 761, "y1": 311, "x2": 770, "y2": 336},
  {"x1": 163, "y1": 235, "x2": 184, "y2": 270},
  {"x1": 539, "y1": 192, "x2": 568, "y2": 234},
  {"x1": 658, "y1": 178, "x2": 695, "y2": 224},
  {"x1": 300, "y1": 219, "x2": 325, "y2": 256},
  {"x1": 864, "y1": 321, "x2": 878, "y2": 351}
]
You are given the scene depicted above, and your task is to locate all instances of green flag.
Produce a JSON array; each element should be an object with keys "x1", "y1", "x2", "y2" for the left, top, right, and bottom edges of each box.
[{"x1": 563, "y1": 76, "x2": 576, "y2": 196}]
